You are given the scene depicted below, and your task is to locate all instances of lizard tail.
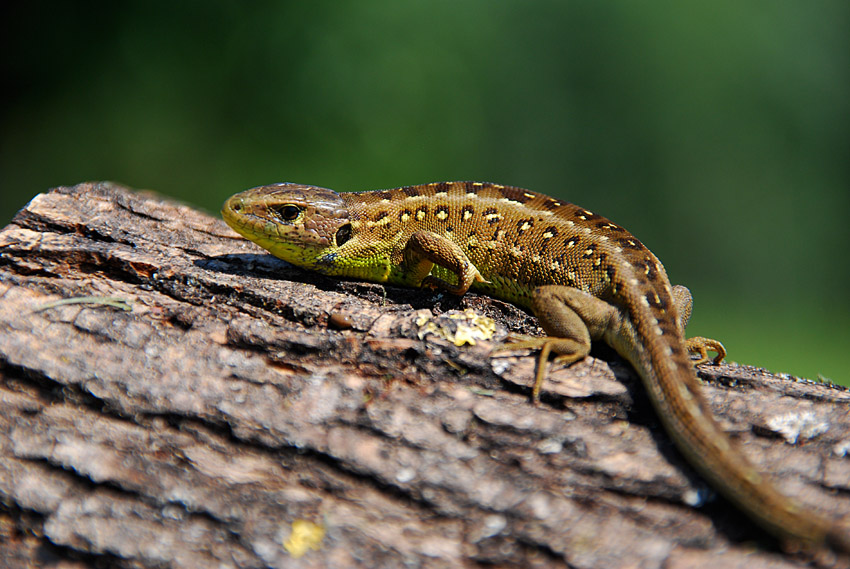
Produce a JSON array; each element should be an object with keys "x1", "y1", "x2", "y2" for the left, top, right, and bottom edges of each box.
[{"x1": 626, "y1": 295, "x2": 843, "y2": 554}]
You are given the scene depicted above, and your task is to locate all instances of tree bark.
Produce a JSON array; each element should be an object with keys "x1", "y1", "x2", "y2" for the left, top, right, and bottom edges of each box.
[{"x1": 0, "y1": 182, "x2": 848, "y2": 569}]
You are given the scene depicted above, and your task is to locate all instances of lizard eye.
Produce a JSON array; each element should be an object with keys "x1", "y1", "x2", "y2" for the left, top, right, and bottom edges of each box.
[
  {"x1": 270, "y1": 204, "x2": 302, "y2": 222},
  {"x1": 335, "y1": 223, "x2": 352, "y2": 247}
]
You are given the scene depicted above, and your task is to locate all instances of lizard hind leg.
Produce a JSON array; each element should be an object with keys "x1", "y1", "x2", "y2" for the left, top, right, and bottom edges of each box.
[
  {"x1": 494, "y1": 335, "x2": 590, "y2": 403},
  {"x1": 494, "y1": 285, "x2": 617, "y2": 404},
  {"x1": 671, "y1": 285, "x2": 726, "y2": 365}
]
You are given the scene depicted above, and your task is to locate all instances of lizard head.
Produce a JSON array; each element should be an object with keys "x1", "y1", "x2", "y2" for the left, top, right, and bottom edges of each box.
[{"x1": 222, "y1": 183, "x2": 352, "y2": 272}]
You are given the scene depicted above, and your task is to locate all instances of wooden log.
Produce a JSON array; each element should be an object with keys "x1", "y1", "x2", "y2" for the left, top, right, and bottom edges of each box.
[{"x1": 0, "y1": 182, "x2": 848, "y2": 569}]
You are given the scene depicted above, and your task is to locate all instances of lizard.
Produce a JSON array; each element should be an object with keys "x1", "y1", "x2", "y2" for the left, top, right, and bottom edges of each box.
[{"x1": 222, "y1": 180, "x2": 850, "y2": 557}]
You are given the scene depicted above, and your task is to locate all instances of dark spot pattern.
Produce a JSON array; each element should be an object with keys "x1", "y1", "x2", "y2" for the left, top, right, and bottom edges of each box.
[
  {"x1": 576, "y1": 210, "x2": 600, "y2": 221},
  {"x1": 484, "y1": 207, "x2": 501, "y2": 225},
  {"x1": 516, "y1": 218, "x2": 534, "y2": 235},
  {"x1": 643, "y1": 259, "x2": 657, "y2": 281},
  {"x1": 597, "y1": 221, "x2": 624, "y2": 232},
  {"x1": 499, "y1": 186, "x2": 534, "y2": 204},
  {"x1": 541, "y1": 199, "x2": 563, "y2": 211},
  {"x1": 646, "y1": 292, "x2": 668, "y2": 310}
]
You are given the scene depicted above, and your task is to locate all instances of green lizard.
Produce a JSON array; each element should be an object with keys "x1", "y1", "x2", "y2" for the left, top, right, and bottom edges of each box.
[{"x1": 222, "y1": 181, "x2": 849, "y2": 556}]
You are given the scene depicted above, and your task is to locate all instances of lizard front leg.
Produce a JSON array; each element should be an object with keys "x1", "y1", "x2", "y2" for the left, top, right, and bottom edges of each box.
[{"x1": 400, "y1": 231, "x2": 487, "y2": 295}]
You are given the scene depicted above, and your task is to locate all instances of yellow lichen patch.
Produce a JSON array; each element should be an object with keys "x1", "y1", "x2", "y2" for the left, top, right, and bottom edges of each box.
[
  {"x1": 283, "y1": 519, "x2": 325, "y2": 558},
  {"x1": 415, "y1": 308, "x2": 496, "y2": 346}
]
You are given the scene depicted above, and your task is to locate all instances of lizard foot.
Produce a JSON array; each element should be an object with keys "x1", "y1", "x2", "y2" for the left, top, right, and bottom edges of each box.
[
  {"x1": 492, "y1": 335, "x2": 588, "y2": 404},
  {"x1": 685, "y1": 336, "x2": 726, "y2": 365}
]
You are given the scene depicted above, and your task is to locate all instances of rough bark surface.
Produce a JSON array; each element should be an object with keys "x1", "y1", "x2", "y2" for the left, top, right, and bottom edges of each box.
[{"x1": 0, "y1": 182, "x2": 848, "y2": 569}]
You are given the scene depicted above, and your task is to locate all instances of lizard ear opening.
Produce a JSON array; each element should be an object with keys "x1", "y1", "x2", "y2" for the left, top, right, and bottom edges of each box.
[{"x1": 335, "y1": 223, "x2": 352, "y2": 247}]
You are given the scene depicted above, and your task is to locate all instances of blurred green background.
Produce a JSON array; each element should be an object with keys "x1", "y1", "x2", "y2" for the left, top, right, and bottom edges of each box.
[{"x1": 2, "y1": 2, "x2": 848, "y2": 384}]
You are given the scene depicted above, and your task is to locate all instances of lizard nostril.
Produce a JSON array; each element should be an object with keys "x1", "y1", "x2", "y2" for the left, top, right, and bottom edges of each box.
[{"x1": 225, "y1": 197, "x2": 243, "y2": 214}]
